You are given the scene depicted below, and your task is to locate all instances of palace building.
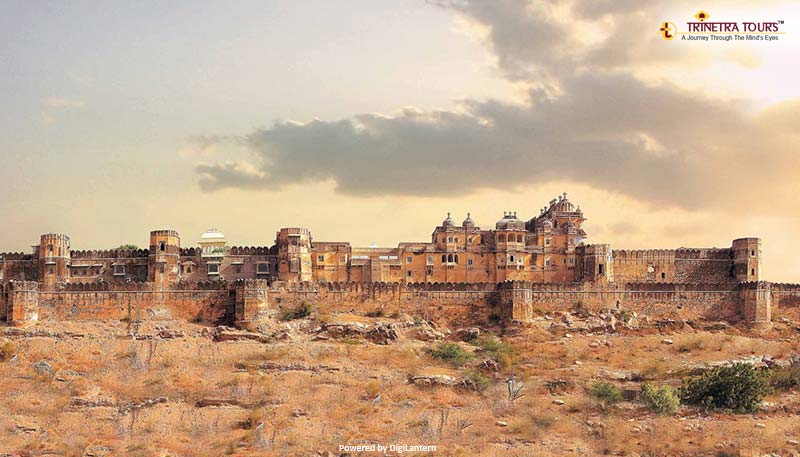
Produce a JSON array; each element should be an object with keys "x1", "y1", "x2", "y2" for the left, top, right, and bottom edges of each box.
[{"x1": 0, "y1": 193, "x2": 761, "y2": 288}]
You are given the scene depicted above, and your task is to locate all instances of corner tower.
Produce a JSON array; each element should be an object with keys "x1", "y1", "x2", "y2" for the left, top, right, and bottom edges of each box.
[
  {"x1": 732, "y1": 237, "x2": 762, "y2": 281},
  {"x1": 148, "y1": 230, "x2": 181, "y2": 288},
  {"x1": 276, "y1": 227, "x2": 312, "y2": 283},
  {"x1": 38, "y1": 233, "x2": 71, "y2": 289}
]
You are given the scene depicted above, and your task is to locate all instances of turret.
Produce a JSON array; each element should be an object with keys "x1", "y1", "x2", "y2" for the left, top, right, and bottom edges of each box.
[
  {"x1": 37, "y1": 233, "x2": 71, "y2": 289},
  {"x1": 276, "y1": 228, "x2": 312, "y2": 283},
  {"x1": 732, "y1": 238, "x2": 762, "y2": 281},
  {"x1": 148, "y1": 230, "x2": 181, "y2": 288}
]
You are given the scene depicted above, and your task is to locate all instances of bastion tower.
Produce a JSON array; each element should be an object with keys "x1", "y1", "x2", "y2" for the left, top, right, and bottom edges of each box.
[
  {"x1": 276, "y1": 227, "x2": 312, "y2": 283},
  {"x1": 148, "y1": 230, "x2": 181, "y2": 289},
  {"x1": 37, "y1": 233, "x2": 71, "y2": 290},
  {"x1": 732, "y1": 237, "x2": 762, "y2": 282}
]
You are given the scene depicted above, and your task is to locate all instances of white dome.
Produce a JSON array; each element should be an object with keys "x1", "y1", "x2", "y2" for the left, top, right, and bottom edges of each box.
[{"x1": 200, "y1": 229, "x2": 226, "y2": 240}]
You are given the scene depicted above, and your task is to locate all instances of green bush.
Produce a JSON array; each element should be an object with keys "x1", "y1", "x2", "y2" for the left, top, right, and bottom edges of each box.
[
  {"x1": 473, "y1": 335, "x2": 515, "y2": 370},
  {"x1": 681, "y1": 363, "x2": 770, "y2": 413},
  {"x1": 430, "y1": 343, "x2": 473, "y2": 366},
  {"x1": 590, "y1": 381, "x2": 622, "y2": 404},
  {"x1": 641, "y1": 383, "x2": 680, "y2": 415},
  {"x1": 464, "y1": 370, "x2": 490, "y2": 392},
  {"x1": 279, "y1": 302, "x2": 313, "y2": 321}
]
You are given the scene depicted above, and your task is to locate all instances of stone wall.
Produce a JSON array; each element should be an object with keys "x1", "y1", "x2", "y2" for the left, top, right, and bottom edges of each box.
[
  {"x1": 612, "y1": 249, "x2": 734, "y2": 283},
  {"x1": 498, "y1": 280, "x2": 742, "y2": 323},
  {"x1": 35, "y1": 281, "x2": 230, "y2": 323}
]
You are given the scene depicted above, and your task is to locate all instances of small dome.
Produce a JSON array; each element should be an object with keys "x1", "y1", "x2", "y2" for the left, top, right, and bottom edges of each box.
[
  {"x1": 462, "y1": 212, "x2": 475, "y2": 228},
  {"x1": 496, "y1": 211, "x2": 525, "y2": 230},
  {"x1": 442, "y1": 212, "x2": 454, "y2": 227},
  {"x1": 551, "y1": 192, "x2": 576, "y2": 212}
]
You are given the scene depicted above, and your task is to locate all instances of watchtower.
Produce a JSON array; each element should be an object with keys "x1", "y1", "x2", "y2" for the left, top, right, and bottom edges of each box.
[
  {"x1": 148, "y1": 230, "x2": 181, "y2": 289},
  {"x1": 732, "y1": 238, "x2": 762, "y2": 282},
  {"x1": 37, "y1": 233, "x2": 71, "y2": 289}
]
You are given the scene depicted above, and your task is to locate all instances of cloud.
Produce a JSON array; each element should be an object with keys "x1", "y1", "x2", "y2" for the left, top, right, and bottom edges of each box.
[{"x1": 191, "y1": 0, "x2": 799, "y2": 213}]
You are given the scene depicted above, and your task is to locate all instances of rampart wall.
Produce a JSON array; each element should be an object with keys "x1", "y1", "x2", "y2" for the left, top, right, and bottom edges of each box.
[
  {"x1": 3, "y1": 279, "x2": 798, "y2": 327},
  {"x1": 612, "y1": 248, "x2": 733, "y2": 283}
]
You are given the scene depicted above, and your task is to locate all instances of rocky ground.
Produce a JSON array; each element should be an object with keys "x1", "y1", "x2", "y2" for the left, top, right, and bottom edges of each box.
[{"x1": 2, "y1": 306, "x2": 800, "y2": 456}]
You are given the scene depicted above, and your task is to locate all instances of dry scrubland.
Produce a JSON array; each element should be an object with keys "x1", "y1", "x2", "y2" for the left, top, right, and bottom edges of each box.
[{"x1": 2, "y1": 305, "x2": 800, "y2": 456}]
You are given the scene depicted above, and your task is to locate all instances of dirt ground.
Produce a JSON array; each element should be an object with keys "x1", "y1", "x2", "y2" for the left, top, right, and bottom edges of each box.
[{"x1": 2, "y1": 307, "x2": 800, "y2": 457}]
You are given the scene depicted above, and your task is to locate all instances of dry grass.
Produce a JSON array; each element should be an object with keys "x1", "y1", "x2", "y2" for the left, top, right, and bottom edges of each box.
[{"x1": 1, "y1": 317, "x2": 799, "y2": 456}]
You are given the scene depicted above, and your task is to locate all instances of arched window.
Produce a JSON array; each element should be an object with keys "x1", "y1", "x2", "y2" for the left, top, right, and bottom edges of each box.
[
  {"x1": 517, "y1": 235, "x2": 524, "y2": 243},
  {"x1": 448, "y1": 254, "x2": 454, "y2": 263},
  {"x1": 448, "y1": 236, "x2": 453, "y2": 242},
  {"x1": 510, "y1": 255, "x2": 515, "y2": 262},
  {"x1": 442, "y1": 254, "x2": 447, "y2": 263},
  {"x1": 454, "y1": 254, "x2": 459, "y2": 264},
  {"x1": 498, "y1": 234, "x2": 506, "y2": 242}
]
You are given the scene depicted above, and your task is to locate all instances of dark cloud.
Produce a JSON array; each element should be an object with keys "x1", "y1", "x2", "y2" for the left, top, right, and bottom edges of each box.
[{"x1": 193, "y1": 0, "x2": 799, "y2": 212}]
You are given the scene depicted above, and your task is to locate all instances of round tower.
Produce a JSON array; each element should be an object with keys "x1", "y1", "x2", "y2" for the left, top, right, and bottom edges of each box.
[
  {"x1": 148, "y1": 230, "x2": 181, "y2": 288},
  {"x1": 38, "y1": 233, "x2": 71, "y2": 289},
  {"x1": 732, "y1": 238, "x2": 762, "y2": 282},
  {"x1": 276, "y1": 227, "x2": 312, "y2": 283}
]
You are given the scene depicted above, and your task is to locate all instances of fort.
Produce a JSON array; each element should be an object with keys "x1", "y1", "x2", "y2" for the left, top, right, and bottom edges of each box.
[{"x1": 1, "y1": 193, "x2": 798, "y2": 327}]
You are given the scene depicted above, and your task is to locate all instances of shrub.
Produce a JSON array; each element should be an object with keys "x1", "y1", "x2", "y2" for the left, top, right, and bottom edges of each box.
[
  {"x1": 365, "y1": 309, "x2": 384, "y2": 318},
  {"x1": 279, "y1": 302, "x2": 313, "y2": 321},
  {"x1": 1, "y1": 341, "x2": 17, "y2": 362},
  {"x1": 641, "y1": 383, "x2": 680, "y2": 415},
  {"x1": 464, "y1": 370, "x2": 490, "y2": 392},
  {"x1": 681, "y1": 363, "x2": 770, "y2": 413},
  {"x1": 473, "y1": 336, "x2": 515, "y2": 370},
  {"x1": 590, "y1": 381, "x2": 622, "y2": 404},
  {"x1": 769, "y1": 366, "x2": 800, "y2": 391},
  {"x1": 430, "y1": 343, "x2": 473, "y2": 366}
]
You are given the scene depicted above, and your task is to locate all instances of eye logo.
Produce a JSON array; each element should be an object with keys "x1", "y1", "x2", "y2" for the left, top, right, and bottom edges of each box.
[
  {"x1": 694, "y1": 10, "x2": 710, "y2": 21},
  {"x1": 659, "y1": 21, "x2": 677, "y2": 40}
]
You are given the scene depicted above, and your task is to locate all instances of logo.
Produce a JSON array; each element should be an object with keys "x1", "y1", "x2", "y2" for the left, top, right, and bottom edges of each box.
[
  {"x1": 659, "y1": 10, "x2": 784, "y2": 42},
  {"x1": 659, "y1": 21, "x2": 677, "y2": 40}
]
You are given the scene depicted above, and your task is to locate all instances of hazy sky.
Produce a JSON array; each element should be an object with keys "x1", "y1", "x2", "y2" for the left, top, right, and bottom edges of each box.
[{"x1": 2, "y1": 1, "x2": 799, "y2": 281}]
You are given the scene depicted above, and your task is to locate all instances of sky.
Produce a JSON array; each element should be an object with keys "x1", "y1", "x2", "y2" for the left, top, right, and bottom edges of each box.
[{"x1": 1, "y1": 0, "x2": 799, "y2": 281}]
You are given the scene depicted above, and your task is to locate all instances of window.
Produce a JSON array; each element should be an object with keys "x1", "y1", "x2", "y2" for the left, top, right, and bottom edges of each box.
[
  {"x1": 442, "y1": 254, "x2": 447, "y2": 263},
  {"x1": 256, "y1": 263, "x2": 269, "y2": 275},
  {"x1": 468, "y1": 237, "x2": 473, "y2": 243},
  {"x1": 208, "y1": 263, "x2": 220, "y2": 275},
  {"x1": 498, "y1": 234, "x2": 506, "y2": 242},
  {"x1": 318, "y1": 255, "x2": 324, "y2": 262},
  {"x1": 407, "y1": 271, "x2": 412, "y2": 277},
  {"x1": 447, "y1": 236, "x2": 453, "y2": 242},
  {"x1": 661, "y1": 272, "x2": 666, "y2": 279},
  {"x1": 751, "y1": 250, "x2": 755, "y2": 257},
  {"x1": 48, "y1": 244, "x2": 53, "y2": 254},
  {"x1": 751, "y1": 268, "x2": 755, "y2": 276},
  {"x1": 598, "y1": 264, "x2": 605, "y2": 275},
  {"x1": 569, "y1": 258, "x2": 575, "y2": 265},
  {"x1": 454, "y1": 254, "x2": 459, "y2": 264},
  {"x1": 447, "y1": 254, "x2": 454, "y2": 263},
  {"x1": 113, "y1": 265, "x2": 125, "y2": 276},
  {"x1": 544, "y1": 258, "x2": 551, "y2": 267},
  {"x1": 454, "y1": 238, "x2": 458, "y2": 243},
  {"x1": 406, "y1": 256, "x2": 412, "y2": 263},
  {"x1": 467, "y1": 258, "x2": 473, "y2": 266},
  {"x1": 563, "y1": 258, "x2": 566, "y2": 264},
  {"x1": 517, "y1": 235, "x2": 523, "y2": 243},
  {"x1": 510, "y1": 255, "x2": 515, "y2": 262},
  {"x1": 290, "y1": 258, "x2": 300, "y2": 273},
  {"x1": 545, "y1": 238, "x2": 551, "y2": 246},
  {"x1": 427, "y1": 256, "x2": 433, "y2": 265},
  {"x1": 159, "y1": 241, "x2": 166, "y2": 252}
]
